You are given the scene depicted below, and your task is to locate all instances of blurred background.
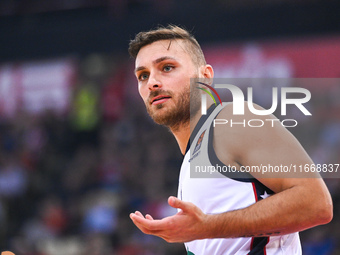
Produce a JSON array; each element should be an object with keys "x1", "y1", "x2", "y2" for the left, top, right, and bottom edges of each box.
[{"x1": 0, "y1": 0, "x2": 340, "y2": 254}]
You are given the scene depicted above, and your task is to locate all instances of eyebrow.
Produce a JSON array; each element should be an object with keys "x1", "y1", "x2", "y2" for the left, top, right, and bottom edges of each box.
[{"x1": 135, "y1": 56, "x2": 177, "y2": 73}]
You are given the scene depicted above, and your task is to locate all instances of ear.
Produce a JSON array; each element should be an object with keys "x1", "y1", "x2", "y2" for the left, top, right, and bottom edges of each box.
[
  {"x1": 203, "y1": 64, "x2": 214, "y2": 79},
  {"x1": 198, "y1": 64, "x2": 214, "y2": 85}
]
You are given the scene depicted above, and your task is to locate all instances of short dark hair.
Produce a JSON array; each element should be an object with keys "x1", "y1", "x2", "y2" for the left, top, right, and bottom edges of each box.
[{"x1": 128, "y1": 25, "x2": 206, "y2": 67}]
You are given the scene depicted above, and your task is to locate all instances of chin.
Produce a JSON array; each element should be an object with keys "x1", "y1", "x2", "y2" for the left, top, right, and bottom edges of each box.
[
  {"x1": 148, "y1": 107, "x2": 174, "y2": 125},
  {"x1": 151, "y1": 108, "x2": 172, "y2": 121},
  {"x1": 148, "y1": 101, "x2": 172, "y2": 114}
]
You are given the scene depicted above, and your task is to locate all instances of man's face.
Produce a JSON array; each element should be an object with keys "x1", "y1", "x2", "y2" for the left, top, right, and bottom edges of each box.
[{"x1": 135, "y1": 39, "x2": 201, "y2": 129}]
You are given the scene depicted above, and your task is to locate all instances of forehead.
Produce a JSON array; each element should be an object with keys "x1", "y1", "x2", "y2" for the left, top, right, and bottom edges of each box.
[{"x1": 135, "y1": 39, "x2": 192, "y2": 68}]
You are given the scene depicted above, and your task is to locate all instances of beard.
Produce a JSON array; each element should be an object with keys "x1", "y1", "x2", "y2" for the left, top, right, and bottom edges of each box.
[{"x1": 145, "y1": 82, "x2": 201, "y2": 131}]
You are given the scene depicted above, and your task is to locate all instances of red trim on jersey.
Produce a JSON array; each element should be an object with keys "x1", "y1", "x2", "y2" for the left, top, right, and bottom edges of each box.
[
  {"x1": 250, "y1": 237, "x2": 255, "y2": 251},
  {"x1": 252, "y1": 182, "x2": 258, "y2": 201},
  {"x1": 250, "y1": 182, "x2": 257, "y2": 252}
]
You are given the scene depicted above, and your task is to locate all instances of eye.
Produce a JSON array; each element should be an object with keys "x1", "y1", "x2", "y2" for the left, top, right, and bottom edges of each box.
[
  {"x1": 163, "y1": 65, "x2": 174, "y2": 72},
  {"x1": 138, "y1": 73, "x2": 149, "y2": 81}
]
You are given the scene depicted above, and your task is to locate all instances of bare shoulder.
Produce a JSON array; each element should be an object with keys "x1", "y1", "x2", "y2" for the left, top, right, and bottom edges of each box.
[
  {"x1": 213, "y1": 102, "x2": 307, "y2": 169},
  {"x1": 213, "y1": 101, "x2": 285, "y2": 151},
  {"x1": 212, "y1": 102, "x2": 277, "y2": 169},
  {"x1": 213, "y1": 101, "x2": 321, "y2": 192}
]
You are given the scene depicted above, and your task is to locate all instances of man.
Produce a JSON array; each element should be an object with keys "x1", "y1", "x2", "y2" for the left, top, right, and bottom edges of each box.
[{"x1": 128, "y1": 25, "x2": 332, "y2": 254}]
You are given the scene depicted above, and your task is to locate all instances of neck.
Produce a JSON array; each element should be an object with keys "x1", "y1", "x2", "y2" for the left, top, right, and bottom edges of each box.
[{"x1": 169, "y1": 111, "x2": 202, "y2": 155}]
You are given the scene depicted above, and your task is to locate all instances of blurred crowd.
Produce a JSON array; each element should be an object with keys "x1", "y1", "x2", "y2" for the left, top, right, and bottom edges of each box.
[
  {"x1": 0, "y1": 54, "x2": 339, "y2": 255},
  {"x1": 0, "y1": 55, "x2": 184, "y2": 254}
]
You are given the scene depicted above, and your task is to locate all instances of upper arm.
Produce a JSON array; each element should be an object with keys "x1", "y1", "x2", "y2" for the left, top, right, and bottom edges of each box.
[
  {"x1": 214, "y1": 102, "x2": 332, "y2": 226},
  {"x1": 214, "y1": 102, "x2": 329, "y2": 194}
]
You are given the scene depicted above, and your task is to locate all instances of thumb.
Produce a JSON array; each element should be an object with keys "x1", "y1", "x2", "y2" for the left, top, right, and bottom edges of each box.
[{"x1": 168, "y1": 196, "x2": 191, "y2": 212}]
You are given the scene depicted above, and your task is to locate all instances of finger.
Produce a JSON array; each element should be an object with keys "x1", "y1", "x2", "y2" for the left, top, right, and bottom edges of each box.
[
  {"x1": 129, "y1": 212, "x2": 142, "y2": 221},
  {"x1": 130, "y1": 213, "x2": 148, "y2": 227},
  {"x1": 146, "y1": 214, "x2": 154, "y2": 220},
  {"x1": 129, "y1": 213, "x2": 135, "y2": 221},
  {"x1": 168, "y1": 196, "x2": 192, "y2": 212},
  {"x1": 134, "y1": 211, "x2": 145, "y2": 218},
  {"x1": 131, "y1": 215, "x2": 157, "y2": 233},
  {"x1": 132, "y1": 218, "x2": 164, "y2": 237},
  {"x1": 132, "y1": 214, "x2": 170, "y2": 231}
]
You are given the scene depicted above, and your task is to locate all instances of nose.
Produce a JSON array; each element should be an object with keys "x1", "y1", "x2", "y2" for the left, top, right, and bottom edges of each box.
[{"x1": 147, "y1": 73, "x2": 162, "y2": 91}]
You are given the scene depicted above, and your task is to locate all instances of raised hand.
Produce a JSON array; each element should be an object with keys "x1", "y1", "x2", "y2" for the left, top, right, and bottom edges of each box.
[{"x1": 130, "y1": 196, "x2": 209, "y2": 243}]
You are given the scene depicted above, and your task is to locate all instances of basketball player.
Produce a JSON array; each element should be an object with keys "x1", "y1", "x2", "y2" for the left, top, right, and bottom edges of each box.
[{"x1": 128, "y1": 25, "x2": 332, "y2": 254}]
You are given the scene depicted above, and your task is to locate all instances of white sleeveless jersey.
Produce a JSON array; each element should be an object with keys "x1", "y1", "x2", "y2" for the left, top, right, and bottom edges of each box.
[{"x1": 178, "y1": 103, "x2": 302, "y2": 255}]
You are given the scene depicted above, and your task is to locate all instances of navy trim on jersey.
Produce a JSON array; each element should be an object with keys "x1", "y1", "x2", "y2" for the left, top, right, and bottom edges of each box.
[
  {"x1": 185, "y1": 104, "x2": 217, "y2": 155},
  {"x1": 252, "y1": 181, "x2": 274, "y2": 199},
  {"x1": 248, "y1": 182, "x2": 272, "y2": 255},
  {"x1": 207, "y1": 122, "x2": 254, "y2": 181},
  {"x1": 248, "y1": 236, "x2": 270, "y2": 255}
]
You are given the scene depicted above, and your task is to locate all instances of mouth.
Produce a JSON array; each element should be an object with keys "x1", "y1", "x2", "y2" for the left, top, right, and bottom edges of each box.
[{"x1": 151, "y1": 95, "x2": 172, "y2": 105}]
